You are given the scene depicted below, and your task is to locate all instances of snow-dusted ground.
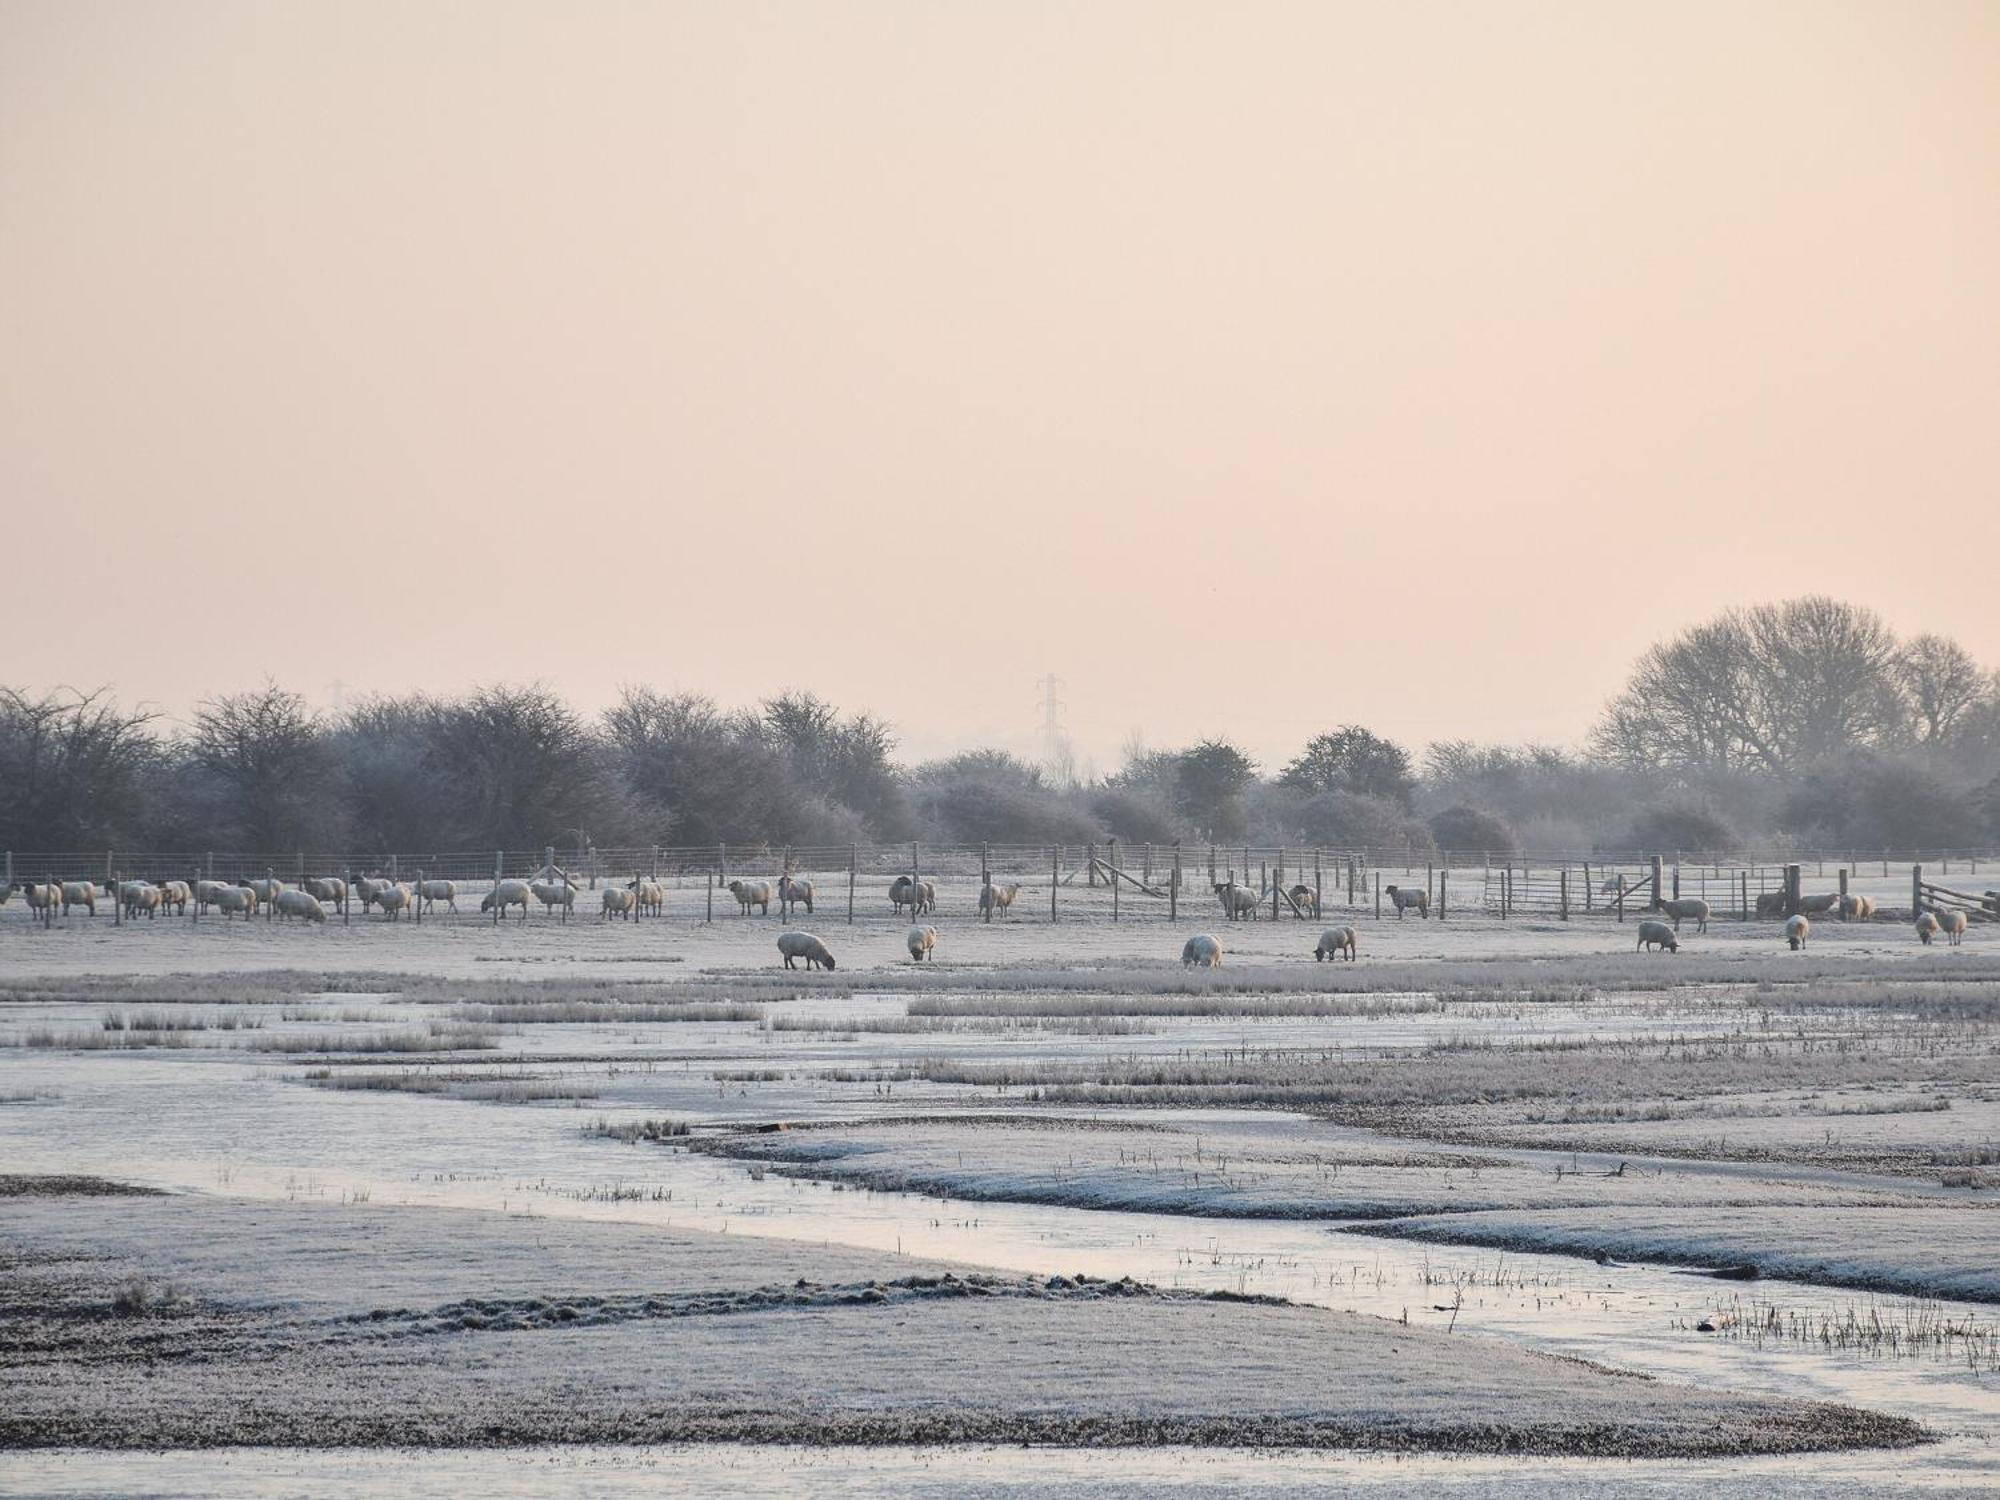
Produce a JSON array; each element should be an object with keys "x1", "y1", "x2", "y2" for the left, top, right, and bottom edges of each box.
[{"x1": 3, "y1": 909, "x2": 1997, "y2": 1492}]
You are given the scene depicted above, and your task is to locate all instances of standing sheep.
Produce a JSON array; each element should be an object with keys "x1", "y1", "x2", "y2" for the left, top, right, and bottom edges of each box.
[
  {"x1": 777, "y1": 930, "x2": 837, "y2": 970},
  {"x1": 778, "y1": 874, "x2": 815, "y2": 918},
  {"x1": 305, "y1": 876, "x2": 348, "y2": 907},
  {"x1": 244, "y1": 877, "x2": 286, "y2": 910},
  {"x1": 1285, "y1": 884, "x2": 1321, "y2": 920},
  {"x1": 1212, "y1": 882, "x2": 1260, "y2": 921},
  {"x1": 601, "y1": 887, "x2": 637, "y2": 920},
  {"x1": 1754, "y1": 890, "x2": 1788, "y2": 919},
  {"x1": 1916, "y1": 912, "x2": 1941, "y2": 945},
  {"x1": 418, "y1": 879, "x2": 458, "y2": 914},
  {"x1": 481, "y1": 880, "x2": 532, "y2": 921},
  {"x1": 1635, "y1": 919, "x2": 1679, "y2": 953},
  {"x1": 120, "y1": 882, "x2": 162, "y2": 920},
  {"x1": 530, "y1": 880, "x2": 576, "y2": 918},
  {"x1": 211, "y1": 886, "x2": 255, "y2": 919},
  {"x1": 625, "y1": 877, "x2": 665, "y2": 916},
  {"x1": 1383, "y1": 884, "x2": 1428, "y2": 919},
  {"x1": 728, "y1": 878, "x2": 774, "y2": 916},
  {"x1": 1655, "y1": 897, "x2": 1710, "y2": 932},
  {"x1": 60, "y1": 881, "x2": 98, "y2": 917},
  {"x1": 1314, "y1": 926, "x2": 1357, "y2": 961},
  {"x1": 1786, "y1": 914, "x2": 1810, "y2": 950},
  {"x1": 978, "y1": 881, "x2": 1023, "y2": 917},
  {"x1": 1836, "y1": 894, "x2": 1878, "y2": 921},
  {"x1": 1798, "y1": 893, "x2": 1839, "y2": 917},
  {"x1": 1940, "y1": 909, "x2": 1969, "y2": 946},
  {"x1": 1181, "y1": 932, "x2": 1224, "y2": 968},
  {"x1": 376, "y1": 884, "x2": 412, "y2": 920},
  {"x1": 274, "y1": 889, "x2": 328, "y2": 923},
  {"x1": 158, "y1": 880, "x2": 191, "y2": 916},
  {"x1": 906, "y1": 924, "x2": 937, "y2": 962},
  {"x1": 353, "y1": 876, "x2": 392, "y2": 912},
  {"x1": 889, "y1": 876, "x2": 936, "y2": 917}
]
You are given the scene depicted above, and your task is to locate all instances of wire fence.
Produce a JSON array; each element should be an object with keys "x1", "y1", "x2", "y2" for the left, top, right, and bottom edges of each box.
[{"x1": 5, "y1": 840, "x2": 1998, "y2": 928}]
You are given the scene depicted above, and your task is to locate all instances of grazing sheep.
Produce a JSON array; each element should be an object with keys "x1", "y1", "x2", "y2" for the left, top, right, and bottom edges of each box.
[
  {"x1": 376, "y1": 884, "x2": 412, "y2": 920},
  {"x1": 1181, "y1": 932, "x2": 1223, "y2": 968},
  {"x1": 1940, "y1": 909, "x2": 1969, "y2": 946},
  {"x1": 530, "y1": 880, "x2": 576, "y2": 917},
  {"x1": 1384, "y1": 884, "x2": 1428, "y2": 919},
  {"x1": 1635, "y1": 919, "x2": 1679, "y2": 953},
  {"x1": 777, "y1": 930, "x2": 836, "y2": 970},
  {"x1": 210, "y1": 886, "x2": 255, "y2": 919},
  {"x1": 601, "y1": 887, "x2": 637, "y2": 920},
  {"x1": 728, "y1": 878, "x2": 774, "y2": 916},
  {"x1": 274, "y1": 889, "x2": 327, "y2": 923},
  {"x1": 1754, "y1": 890, "x2": 1788, "y2": 919},
  {"x1": 906, "y1": 924, "x2": 938, "y2": 962},
  {"x1": 480, "y1": 879, "x2": 532, "y2": 921},
  {"x1": 157, "y1": 880, "x2": 191, "y2": 916},
  {"x1": 1786, "y1": 914, "x2": 1810, "y2": 950},
  {"x1": 418, "y1": 879, "x2": 458, "y2": 914},
  {"x1": 304, "y1": 876, "x2": 348, "y2": 906},
  {"x1": 778, "y1": 874, "x2": 815, "y2": 918},
  {"x1": 1212, "y1": 881, "x2": 1260, "y2": 921},
  {"x1": 1656, "y1": 897, "x2": 1710, "y2": 933},
  {"x1": 1314, "y1": 926, "x2": 1357, "y2": 961},
  {"x1": 1836, "y1": 894, "x2": 1878, "y2": 921},
  {"x1": 60, "y1": 881, "x2": 98, "y2": 917},
  {"x1": 889, "y1": 876, "x2": 936, "y2": 917},
  {"x1": 1916, "y1": 912, "x2": 1941, "y2": 945},
  {"x1": 1286, "y1": 884, "x2": 1320, "y2": 919},
  {"x1": 978, "y1": 881, "x2": 1023, "y2": 917},
  {"x1": 121, "y1": 882, "x2": 162, "y2": 919}
]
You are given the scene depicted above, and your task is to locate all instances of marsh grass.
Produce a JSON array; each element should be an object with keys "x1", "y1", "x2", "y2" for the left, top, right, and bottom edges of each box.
[
  {"x1": 251, "y1": 1022, "x2": 500, "y2": 1054},
  {"x1": 301, "y1": 1067, "x2": 597, "y2": 1102}
]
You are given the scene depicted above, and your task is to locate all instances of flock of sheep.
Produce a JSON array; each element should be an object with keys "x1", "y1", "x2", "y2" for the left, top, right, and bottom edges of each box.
[{"x1": 4, "y1": 866, "x2": 1983, "y2": 965}]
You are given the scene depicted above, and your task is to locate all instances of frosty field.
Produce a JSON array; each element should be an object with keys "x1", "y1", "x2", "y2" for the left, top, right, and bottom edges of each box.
[{"x1": 3, "y1": 897, "x2": 1997, "y2": 1496}]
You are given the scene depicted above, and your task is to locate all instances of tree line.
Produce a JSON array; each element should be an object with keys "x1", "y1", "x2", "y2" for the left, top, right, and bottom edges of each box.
[{"x1": 5, "y1": 598, "x2": 1997, "y2": 859}]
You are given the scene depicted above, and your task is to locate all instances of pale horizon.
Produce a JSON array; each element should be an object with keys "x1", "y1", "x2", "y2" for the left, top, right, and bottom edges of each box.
[{"x1": 7, "y1": 1, "x2": 1998, "y2": 773}]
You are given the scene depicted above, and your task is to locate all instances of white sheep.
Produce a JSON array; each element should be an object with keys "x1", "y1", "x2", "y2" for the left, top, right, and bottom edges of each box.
[
  {"x1": 1797, "y1": 893, "x2": 1839, "y2": 917},
  {"x1": 418, "y1": 879, "x2": 458, "y2": 914},
  {"x1": 195, "y1": 879, "x2": 235, "y2": 912},
  {"x1": 1286, "y1": 884, "x2": 1320, "y2": 920},
  {"x1": 1384, "y1": 884, "x2": 1428, "y2": 919},
  {"x1": 481, "y1": 879, "x2": 532, "y2": 921},
  {"x1": 21, "y1": 882, "x2": 61, "y2": 917},
  {"x1": 121, "y1": 882, "x2": 162, "y2": 919},
  {"x1": 777, "y1": 930, "x2": 836, "y2": 970},
  {"x1": 889, "y1": 876, "x2": 935, "y2": 917},
  {"x1": 1314, "y1": 926, "x2": 1357, "y2": 961},
  {"x1": 1754, "y1": 890, "x2": 1788, "y2": 919},
  {"x1": 1836, "y1": 893, "x2": 1878, "y2": 921},
  {"x1": 157, "y1": 880, "x2": 191, "y2": 916},
  {"x1": 353, "y1": 876, "x2": 392, "y2": 912},
  {"x1": 304, "y1": 876, "x2": 348, "y2": 906},
  {"x1": 1940, "y1": 909, "x2": 1969, "y2": 946},
  {"x1": 1916, "y1": 911, "x2": 1941, "y2": 945},
  {"x1": 602, "y1": 887, "x2": 637, "y2": 920},
  {"x1": 1635, "y1": 919, "x2": 1678, "y2": 953},
  {"x1": 1181, "y1": 932, "x2": 1223, "y2": 968},
  {"x1": 211, "y1": 886, "x2": 255, "y2": 919},
  {"x1": 1656, "y1": 897, "x2": 1710, "y2": 933},
  {"x1": 375, "y1": 883, "x2": 412, "y2": 920},
  {"x1": 274, "y1": 889, "x2": 327, "y2": 923},
  {"x1": 1212, "y1": 881, "x2": 1260, "y2": 921},
  {"x1": 60, "y1": 881, "x2": 98, "y2": 917},
  {"x1": 978, "y1": 881, "x2": 1022, "y2": 917},
  {"x1": 778, "y1": 874, "x2": 815, "y2": 918},
  {"x1": 244, "y1": 877, "x2": 286, "y2": 909},
  {"x1": 1786, "y1": 913, "x2": 1810, "y2": 950},
  {"x1": 906, "y1": 924, "x2": 938, "y2": 962},
  {"x1": 624, "y1": 877, "x2": 665, "y2": 916},
  {"x1": 530, "y1": 880, "x2": 576, "y2": 918},
  {"x1": 727, "y1": 878, "x2": 774, "y2": 916}
]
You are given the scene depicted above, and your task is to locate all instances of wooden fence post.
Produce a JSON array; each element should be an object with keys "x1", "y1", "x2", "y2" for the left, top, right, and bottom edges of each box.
[
  {"x1": 707, "y1": 849, "x2": 716, "y2": 923},
  {"x1": 1912, "y1": 864, "x2": 1923, "y2": 917},
  {"x1": 1373, "y1": 871, "x2": 1381, "y2": 920},
  {"x1": 112, "y1": 869, "x2": 121, "y2": 927},
  {"x1": 1171, "y1": 842, "x2": 1181, "y2": 924},
  {"x1": 1087, "y1": 842, "x2": 1097, "y2": 888},
  {"x1": 1439, "y1": 867, "x2": 1448, "y2": 922},
  {"x1": 1051, "y1": 845, "x2": 1059, "y2": 923},
  {"x1": 847, "y1": 844, "x2": 857, "y2": 925},
  {"x1": 1313, "y1": 848, "x2": 1322, "y2": 920},
  {"x1": 982, "y1": 841, "x2": 992, "y2": 924},
  {"x1": 1649, "y1": 854, "x2": 1663, "y2": 910},
  {"x1": 1838, "y1": 867, "x2": 1850, "y2": 918},
  {"x1": 1784, "y1": 864, "x2": 1802, "y2": 919},
  {"x1": 1560, "y1": 867, "x2": 1569, "y2": 921},
  {"x1": 1110, "y1": 838, "x2": 1120, "y2": 923}
]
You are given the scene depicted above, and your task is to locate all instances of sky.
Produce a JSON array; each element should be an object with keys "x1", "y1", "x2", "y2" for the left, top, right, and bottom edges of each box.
[{"x1": 4, "y1": 1, "x2": 1997, "y2": 771}]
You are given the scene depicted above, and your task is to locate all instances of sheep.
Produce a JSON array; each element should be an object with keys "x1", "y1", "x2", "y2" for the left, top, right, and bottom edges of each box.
[
  {"x1": 625, "y1": 877, "x2": 665, "y2": 916},
  {"x1": 353, "y1": 876, "x2": 392, "y2": 912},
  {"x1": 906, "y1": 924, "x2": 938, "y2": 962},
  {"x1": 1314, "y1": 926, "x2": 1357, "y2": 961},
  {"x1": 1285, "y1": 884, "x2": 1321, "y2": 919},
  {"x1": 889, "y1": 876, "x2": 935, "y2": 917},
  {"x1": 60, "y1": 881, "x2": 98, "y2": 917},
  {"x1": 418, "y1": 879, "x2": 458, "y2": 914},
  {"x1": 1384, "y1": 884, "x2": 1428, "y2": 919},
  {"x1": 1599, "y1": 876, "x2": 1626, "y2": 895},
  {"x1": 978, "y1": 881, "x2": 1023, "y2": 917},
  {"x1": 1836, "y1": 893, "x2": 1878, "y2": 921},
  {"x1": 21, "y1": 882, "x2": 61, "y2": 917},
  {"x1": 530, "y1": 880, "x2": 576, "y2": 917},
  {"x1": 1940, "y1": 909, "x2": 1969, "y2": 947},
  {"x1": 244, "y1": 877, "x2": 286, "y2": 909},
  {"x1": 778, "y1": 874, "x2": 815, "y2": 918},
  {"x1": 1797, "y1": 892, "x2": 1840, "y2": 916},
  {"x1": 157, "y1": 880, "x2": 191, "y2": 916},
  {"x1": 601, "y1": 887, "x2": 637, "y2": 920},
  {"x1": 274, "y1": 889, "x2": 327, "y2": 923},
  {"x1": 376, "y1": 883, "x2": 412, "y2": 920},
  {"x1": 1786, "y1": 914, "x2": 1810, "y2": 950},
  {"x1": 1212, "y1": 881, "x2": 1260, "y2": 921},
  {"x1": 1916, "y1": 912, "x2": 1941, "y2": 945},
  {"x1": 1754, "y1": 890, "x2": 1788, "y2": 919},
  {"x1": 304, "y1": 876, "x2": 348, "y2": 906},
  {"x1": 1181, "y1": 932, "x2": 1223, "y2": 968},
  {"x1": 777, "y1": 930, "x2": 836, "y2": 970},
  {"x1": 121, "y1": 882, "x2": 162, "y2": 919},
  {"x1": 195, "y1": 879, "x2": 235, "y2": 913},
  {"x1": 1635, "y1": 919, "x2": 1679, "y2": 953},
  {"x1": 728, "y1": 878, "x2": 774, "y2": 916},
  {"x1": 210, "y1": 886, "x2": 255, "y2": 919},
  {"x1": 1655, "y1": 897, "x2": 1710, "y2": 933},
  {"x1": 480, "y1": 879, "x2": 532, "y2": 921}
]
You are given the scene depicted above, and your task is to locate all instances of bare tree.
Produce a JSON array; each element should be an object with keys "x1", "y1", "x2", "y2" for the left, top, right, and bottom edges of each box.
[
  {"x1": 0, "y1": 687, "x2": 161, "y2": 849},
  {"x1": 1896, "y1": 634, "x2": 1991, "y2": 747},
  {"x1": 184, "y1": 684, "x2": 341, "y2": 851}
]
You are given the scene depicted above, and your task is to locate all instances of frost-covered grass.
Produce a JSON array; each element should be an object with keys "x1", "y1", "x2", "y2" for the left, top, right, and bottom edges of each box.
[
  {"x1": 249, "y1": 1023, "x2": 500, "y2": 1054},
  {"x1": 906, "y1": 993, "x2": 1442, "y2": 1020},
  {"x1": 300, "y1": 1068, "x2": 597, "y2": 1102}
]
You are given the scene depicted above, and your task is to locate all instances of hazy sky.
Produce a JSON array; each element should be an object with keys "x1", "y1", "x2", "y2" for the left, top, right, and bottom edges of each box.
[{"x1": 5, "y1": 2, "x2": 1997, "y2": 770}]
